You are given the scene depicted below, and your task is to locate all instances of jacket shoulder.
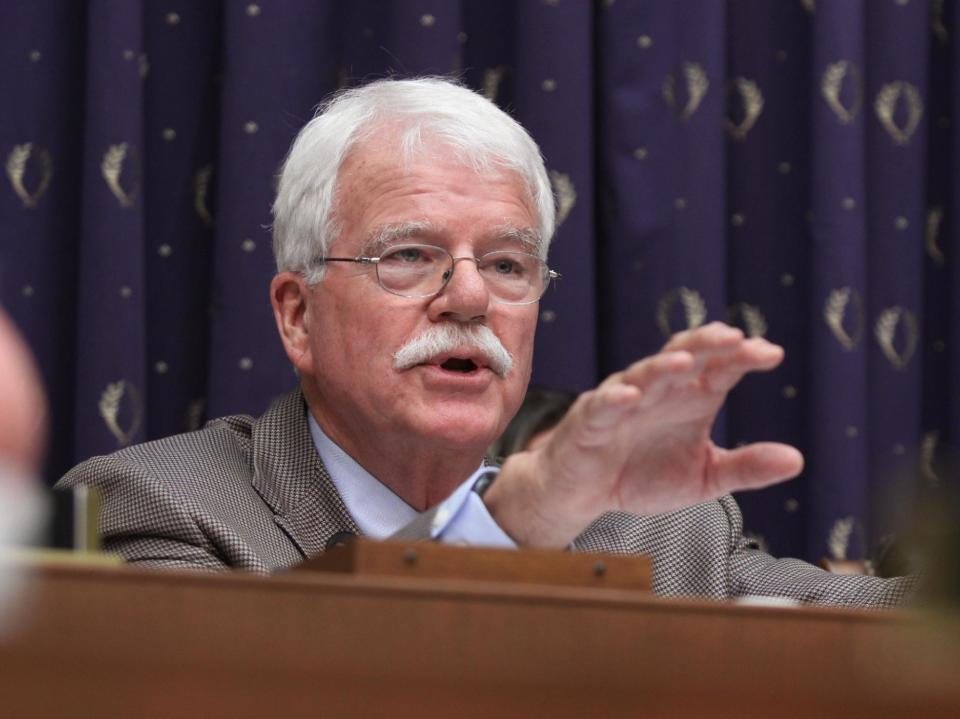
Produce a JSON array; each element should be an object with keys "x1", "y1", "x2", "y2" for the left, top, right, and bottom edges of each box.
[
  {"x1": 56, "y1": 414, "x2": 278, "y2": 570},
  {"x1": 59, "y1": 413, "x2": 256, "y2": 497}
]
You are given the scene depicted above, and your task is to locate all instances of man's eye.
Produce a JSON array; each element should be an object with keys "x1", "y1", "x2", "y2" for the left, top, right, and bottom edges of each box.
[
  {"x1": 493, "y1": 259, "x2": 518, "y2": 274},
  {"x1": 387, "y1": 248, "x2": 426, "y2": 263}
]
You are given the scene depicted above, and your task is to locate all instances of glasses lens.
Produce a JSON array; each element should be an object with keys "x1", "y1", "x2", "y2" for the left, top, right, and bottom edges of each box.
[
  {"x1": 478, "y1": 251, "x2": 547, "y2": 304},
  {"x1": 377, "y1": 245, "x2": 449, "y2": 297}
]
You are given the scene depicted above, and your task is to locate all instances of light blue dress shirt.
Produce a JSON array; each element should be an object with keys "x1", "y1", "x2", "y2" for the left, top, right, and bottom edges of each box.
[{"x1": 308, "y1": 415, "x2": 516, "y2": 547}]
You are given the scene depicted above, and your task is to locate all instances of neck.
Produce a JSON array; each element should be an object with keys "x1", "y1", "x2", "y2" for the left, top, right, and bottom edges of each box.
[{"x1": 305, "y1": 396, "x2": 486, "y2": 512}]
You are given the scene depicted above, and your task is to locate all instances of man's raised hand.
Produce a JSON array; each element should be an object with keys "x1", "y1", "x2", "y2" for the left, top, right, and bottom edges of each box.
[{"x1": 486, "y1": 323, "x2": 803, "y2": 548}]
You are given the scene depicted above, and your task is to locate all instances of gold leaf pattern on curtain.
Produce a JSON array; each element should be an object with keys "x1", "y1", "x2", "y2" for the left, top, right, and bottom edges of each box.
[
  {"x1": 827, "y1": 516, "x2": 855, "y2": 561},
  {"x1": 98, "y1": 380, "x2": 143, "y2": 447},
  {"x1": 482, "y1": 66, "x2": 508, "y2": 102},
  {"x1": 726, "y1": 303, "x2": 768, "y2": 338},
  {"x1": 725, "y1": 77, "x2": 764, "y2": 141},
  {"x1": 663, "y1": 62, "x2": 709, "y2": 122},
  {"x1": 548, "y1": 170, "x2": 577, "y2": 227},
  {"x1": 184, "y1": 398, "x2": 206, "y2": 432},
  {"x1": 931, "y1": 0, "x2": 948, "y2": 45},
  {"x1": 874, "y1": 81, "x2": 923, "y2": 146},
  {"x1": 821, "y1": 61, "x2": 863, "y2": 125},
  {"x1": 657, "y1": 287, "x2": 707, "y2": 338},
  {"x1": 194, "y1": 164, "x2": 215, "y2": 227},
  {"x1": 925, "y1": 206, "x2": 945, "y2": 266},
  {"x1": 920, "y1": 431, "x2": 941, "y2": 488},
  {"x1": 5, "y1": 143, "x2": 53, "y2": 208},
  {"x1": 823, "y1": 287, "x2": 864, "y2": 350},
  {"x1": 100, "y1": 143, "x2": 140, "y2": 208},
  {"x1": 874, "y1": 306, "x2": 918, "y2": 370}
]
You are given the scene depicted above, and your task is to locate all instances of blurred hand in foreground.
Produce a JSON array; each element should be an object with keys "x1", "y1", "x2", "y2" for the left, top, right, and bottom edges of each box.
[{"x1": 0, "y1": 308, "x2": 47, "y2": 478}]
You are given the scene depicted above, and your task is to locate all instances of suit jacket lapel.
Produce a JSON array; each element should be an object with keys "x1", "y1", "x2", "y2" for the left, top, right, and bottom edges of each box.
[{"x1": 250, "y1": 389, "x2": 360, "y2": 559}]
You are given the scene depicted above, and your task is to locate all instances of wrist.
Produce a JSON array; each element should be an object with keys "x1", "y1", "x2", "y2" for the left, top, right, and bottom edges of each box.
[{"x1": 482, "y1": 451, "x2": 592, "y2": 549}]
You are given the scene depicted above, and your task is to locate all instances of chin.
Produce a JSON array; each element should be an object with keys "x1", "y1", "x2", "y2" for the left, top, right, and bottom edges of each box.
[{"x1": 413, "y1": 403, "x2": 503, "y2": 452}]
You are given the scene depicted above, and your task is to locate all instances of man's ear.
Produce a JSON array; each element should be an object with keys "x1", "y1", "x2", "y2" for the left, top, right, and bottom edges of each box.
[{"x1": 270, "y1": 272, "x2": 315, "y2": 375}]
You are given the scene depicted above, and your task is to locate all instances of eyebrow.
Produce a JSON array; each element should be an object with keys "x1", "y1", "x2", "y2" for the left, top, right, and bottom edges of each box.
[
  {"x1": 489, "y1": 225, "x2": 542, "y2": 254},
  {"x1": 362, "y1": 222, "x2": 432, "y2": 255},
  {"x1": 360, "y1": 222, "x2": 543, "y2": 256}
]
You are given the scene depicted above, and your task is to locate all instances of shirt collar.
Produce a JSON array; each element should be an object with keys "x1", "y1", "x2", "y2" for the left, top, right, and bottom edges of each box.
[{"x1": 307, "y1": 414, "x2": 419, "y2": 538}]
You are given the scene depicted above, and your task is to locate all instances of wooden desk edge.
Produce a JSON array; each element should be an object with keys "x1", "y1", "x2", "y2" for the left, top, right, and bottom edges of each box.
[{"x1": 8, "y1": 556, "x2": 913, "y2": 625}]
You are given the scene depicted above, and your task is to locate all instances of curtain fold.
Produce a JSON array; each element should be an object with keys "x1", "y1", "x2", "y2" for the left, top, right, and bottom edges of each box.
[{"x1": 75, "y1": 0, "x2": 149, "y2": 460}]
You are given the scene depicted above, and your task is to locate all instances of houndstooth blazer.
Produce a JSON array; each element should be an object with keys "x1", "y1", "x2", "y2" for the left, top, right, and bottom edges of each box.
[{"x1": 58, "y1": 390, "x2": 914, "y2": 607}]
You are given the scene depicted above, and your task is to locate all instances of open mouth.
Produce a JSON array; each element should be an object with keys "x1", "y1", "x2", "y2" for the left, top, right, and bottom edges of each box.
[{"x1": 439, "y1": 357, "x2": 479, "y2": 373}]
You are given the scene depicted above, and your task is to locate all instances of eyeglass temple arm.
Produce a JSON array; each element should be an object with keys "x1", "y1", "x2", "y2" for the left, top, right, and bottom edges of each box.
[{"x1": 317, "y1": 257, "x2": 380, "y2": 265}]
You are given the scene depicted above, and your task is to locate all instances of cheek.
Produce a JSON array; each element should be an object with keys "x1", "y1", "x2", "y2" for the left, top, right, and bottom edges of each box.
[
  {"x1": 315, "y1": 297, "x2": 426, "y2": 378},
  {"x1": 499, "y1": 312, "x2": 537, "y2": 398},
  {"x1": 306, "y1": 289, "x2": 377, "y2": 378},
  {"x1": 503, "y1": 312, "x2": 537, "y2": 369}
]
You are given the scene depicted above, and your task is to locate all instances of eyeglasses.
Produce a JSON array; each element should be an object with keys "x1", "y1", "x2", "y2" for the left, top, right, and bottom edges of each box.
[{"x1": 316, "y1": 243, "x2": 560, "y2": 305}]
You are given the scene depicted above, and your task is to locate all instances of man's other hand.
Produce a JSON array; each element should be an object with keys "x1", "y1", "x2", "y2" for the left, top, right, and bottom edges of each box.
[{"x1": 485, "y1": 322, "x2": 804, "y2": 548}]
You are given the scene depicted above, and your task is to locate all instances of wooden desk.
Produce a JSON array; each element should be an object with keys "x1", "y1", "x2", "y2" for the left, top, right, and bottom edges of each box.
[{"x1": 0, "y1": 560, "x2": 957, "y2": 718}]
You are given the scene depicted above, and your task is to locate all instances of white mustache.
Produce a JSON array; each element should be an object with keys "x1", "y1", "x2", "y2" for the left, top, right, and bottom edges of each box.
[{"x1": 393, "y1": 323, "x2": 513, "y2": 377}]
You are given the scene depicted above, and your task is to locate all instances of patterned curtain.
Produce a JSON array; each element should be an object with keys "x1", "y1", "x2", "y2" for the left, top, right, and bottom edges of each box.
[{"x1": 0, "y1": 0, "x2": 955, "y2": 564}]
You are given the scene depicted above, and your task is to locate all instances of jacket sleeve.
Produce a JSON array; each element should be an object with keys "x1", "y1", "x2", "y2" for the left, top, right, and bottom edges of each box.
[{"x1": 718, "y1": 495, "x2": 917, "y2": 608}]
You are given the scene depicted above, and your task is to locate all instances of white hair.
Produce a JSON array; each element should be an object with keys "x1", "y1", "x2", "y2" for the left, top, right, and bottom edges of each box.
[{"x1": 272, "y1": 77, "x2": 555, "y2": 284}]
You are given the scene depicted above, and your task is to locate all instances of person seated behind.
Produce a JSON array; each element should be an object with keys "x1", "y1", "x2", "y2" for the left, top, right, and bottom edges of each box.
[{"x1": 59, "y1": 77, "x2": 913, "y2": 607}]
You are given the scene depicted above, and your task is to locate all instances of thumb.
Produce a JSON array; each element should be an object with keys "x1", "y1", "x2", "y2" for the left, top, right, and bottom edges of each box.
[{"x1": 706, "y1": 442, "x2": 804, "y2": 496}]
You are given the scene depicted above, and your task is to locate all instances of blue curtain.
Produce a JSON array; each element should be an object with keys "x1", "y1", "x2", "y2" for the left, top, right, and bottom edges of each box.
[{"x1": 0, "y1": 0, "x2": 955, "y2": 564}]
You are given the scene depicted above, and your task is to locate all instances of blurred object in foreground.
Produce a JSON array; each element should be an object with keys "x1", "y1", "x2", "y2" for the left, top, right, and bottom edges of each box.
[
  {"x1": 0, "y1": 471, "x2": 48, "y2": 634},
  {"x1": 1, "y1": 485, "x2": 115, "y2": 635},
  {"x1": 488, "y1": 386, "x2": 576, "y2": 462},
  {"x1": 0, "y1": 304, "x2": 49, "y2": 632},
  {"x1": 0, "y1": 309, "x2": 47, "y2": 474},
  {"x1": 48, "y1": 486, "x2": 101, "y2": 552},
  {"x1": 873, "y1": 531, "x2": 927, "y2": 581},
  {"x1": 873, "y1": 445, "x2": 960, "y2": 609},
  {"x1": 910, "y1": 482, "x2": 960, "y2": 610}
]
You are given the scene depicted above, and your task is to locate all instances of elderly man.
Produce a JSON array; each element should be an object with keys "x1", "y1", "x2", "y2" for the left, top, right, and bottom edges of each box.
[{"x1": 61, "y1": 78, "x2": 911, "y2": 606}]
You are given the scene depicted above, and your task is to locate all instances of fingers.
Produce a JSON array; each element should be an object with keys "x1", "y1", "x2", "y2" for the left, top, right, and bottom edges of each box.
[
  {"x1": 589, "y1": 352, "x2": 696, "y2": 422},
  {"x1": 664, "y1": 321, "x2": 744, "y2": 354},
  {"x1": 575, "y1": 383, "x2": 641, "y2": 435},
  {"x1": 568, "y1": 352, "x2": 697, "y2": 442},
  {"x1": 617, "y1": 350, "x2": 696, "y2": 398},
  {"x1": 614, "y1": 328, "x2": 784, "y2": 400},
  {"x1": 667, "y1": 324, "x2": 781, "y2": 368},
  {"x1": 706, "y1": 442, "x2": 804, "y2": 496},
  {"x1": 591, "y1": 325, "x2": 787, "y2": 431},
  {"x1": 700, "y1": 338, "x2": 784, "y2": 393},
  {"x1": 664, "y1": 323, "x2": 785, "y2": 394}
]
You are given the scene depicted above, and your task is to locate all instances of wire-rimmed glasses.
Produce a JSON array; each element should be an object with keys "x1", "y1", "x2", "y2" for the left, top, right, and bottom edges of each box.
[{"x1": 317, "y1": 243, "x2": 560, "y2": 305}]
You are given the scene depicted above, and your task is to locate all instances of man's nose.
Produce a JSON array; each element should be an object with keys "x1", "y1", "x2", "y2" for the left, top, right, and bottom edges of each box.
[{"x1": 427, "y1": 257, "x2": 491, "y2": 322}]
